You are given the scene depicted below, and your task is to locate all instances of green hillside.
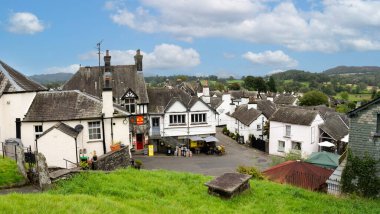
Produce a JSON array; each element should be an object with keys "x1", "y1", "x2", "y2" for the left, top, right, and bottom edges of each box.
[{"x1": 0, "y1": 169, "x2": 379, "y2": 213}]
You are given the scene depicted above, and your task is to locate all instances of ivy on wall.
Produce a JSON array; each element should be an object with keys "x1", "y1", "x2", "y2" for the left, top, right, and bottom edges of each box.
[{"x1": 341, "y1": 149, "x2": 380, "y2": 198}]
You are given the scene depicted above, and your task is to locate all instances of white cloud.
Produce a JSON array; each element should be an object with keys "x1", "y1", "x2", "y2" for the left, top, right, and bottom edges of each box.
[
  {"x1": 7, "y1": 12, "x2": 45, "y2": 34},
  {"x1": 79, "y1": 43, "x2": 200, "y2": 70},
  {"x1": 106, "y1": 0, "x2": 380, "y2": 52},
  {"x1": 243, "y1": 50, "x2": 298, "y2": 68},
  {"x1": 44, "y1": 64, "x2": 80, "y2": 74}
]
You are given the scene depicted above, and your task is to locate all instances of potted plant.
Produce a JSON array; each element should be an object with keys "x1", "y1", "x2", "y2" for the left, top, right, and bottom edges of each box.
[
  {"x1": 110, "y1": 141, "x2": 121, "y2": 151},
  {"x1": 134, "y1": 159, "x2": 142, "y2": 170}
]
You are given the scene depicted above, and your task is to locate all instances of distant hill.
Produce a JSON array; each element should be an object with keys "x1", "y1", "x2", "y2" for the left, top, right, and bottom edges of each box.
[
  {"x1": 323, "y1": 66, "x2": 380, "y2": 75},
  {"x1": 29, "y1": 72, "x2": 73, "y2": 85}
]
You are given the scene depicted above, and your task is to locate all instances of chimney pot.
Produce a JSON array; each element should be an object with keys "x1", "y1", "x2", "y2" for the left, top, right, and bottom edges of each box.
[{"x1": 106, "y1": 50, "x2": 109, "y2": 56}]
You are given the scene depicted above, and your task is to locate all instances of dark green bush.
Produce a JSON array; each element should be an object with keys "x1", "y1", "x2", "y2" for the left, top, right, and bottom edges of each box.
[{"x1": 341, "y1": 150, "x2": 380, "y2": 198}]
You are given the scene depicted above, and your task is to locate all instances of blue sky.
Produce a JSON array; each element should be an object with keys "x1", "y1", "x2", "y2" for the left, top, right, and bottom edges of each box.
[{"x1": 1, "y1": 0, "x2": 380, "y2": 77}]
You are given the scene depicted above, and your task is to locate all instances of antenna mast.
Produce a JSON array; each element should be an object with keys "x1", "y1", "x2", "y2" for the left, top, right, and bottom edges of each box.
[{"x1": 96, "y1": 40, "x2": 103, "y2": 71}]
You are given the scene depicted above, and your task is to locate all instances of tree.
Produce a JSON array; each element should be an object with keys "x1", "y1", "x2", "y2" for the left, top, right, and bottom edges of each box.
[
  {"x1": 228, "y1": 82, "x2": 241, "y2": 90},
  {"x1": 253, "y1": 77, "x2": 267, "y2": 93},
  {"x1": 338, "y1": 91, "x2": 349, "y2": 100},
  {"x1": 357, "y1": 82, "x2": 368, "y2": 92},
  {"x1": 243, "y1": 76, "x2": 256, "y2": 90},
  {"x1": 267, "y1": 76, "x2": 277, "y2": 92},
  {"x1": 299, "y1": 90, "x2": 329, "y2": 106}
]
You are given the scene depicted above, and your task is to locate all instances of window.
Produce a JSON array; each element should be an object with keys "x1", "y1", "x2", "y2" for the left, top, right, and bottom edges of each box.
[
  {"x1": 278, "y1": 141, "x2": 285, "y2": 152},
  {"x1": 257, "y1": 124, "x2": 261, "y2": 130},
  {"x1": 191, "y1": 113, "x2": 206, "y2": 124},
  {"x1": 34, "y1": 125, "x2": 43, "y2": 139},
  {"x1": 311, "y1": 126, "x2": 315, "y2": 144},
  {"x1": 125, "y1": 98, "x2": 136, "y2": 113},
  {"x1": 88, "y1": 121, "x2": 102, "y2": 140},
  {"x1": 285, "y1": 125, "x2": 291, "y2": 137},
  {"x1": 169, "y1": 114, "x2": 186, "y2": 125},
  {"x1": 292, "y1": 141, "x2": 301, "y2": 150}
]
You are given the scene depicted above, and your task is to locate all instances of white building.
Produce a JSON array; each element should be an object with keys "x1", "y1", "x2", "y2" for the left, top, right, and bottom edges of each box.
[
  {"x1": 63, "y1": 50, "x2": 149, "y2": 152},
  {"x1": 0, "y1": 60, "x2": 46, "y2": 143},
  {"x1": 269, "y1": 107, "x2": 323, "y2": 158},
  {"x1": 21, "y1": 89, "x2": 130, "y2": 168},
  {"x1": 147, "y1": 88, "x2": 217, "y2": 152},
  {"x1": 226, "y1": 104, "x2": 267, "y2": 143}
]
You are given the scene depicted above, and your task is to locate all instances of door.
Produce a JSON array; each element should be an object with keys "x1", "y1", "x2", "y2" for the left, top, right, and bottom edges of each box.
[
  {"x1": 152, "y1": 117, "x2": 160, "y2": 136},
  {"x1": 136, "y1": 134, "x2": 144, "y2": 150}
]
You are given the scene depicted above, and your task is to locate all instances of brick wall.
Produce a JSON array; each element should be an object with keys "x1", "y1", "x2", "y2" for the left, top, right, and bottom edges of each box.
[{"x1": 349, "y1": 104, "x2": 380, "y2": 176}]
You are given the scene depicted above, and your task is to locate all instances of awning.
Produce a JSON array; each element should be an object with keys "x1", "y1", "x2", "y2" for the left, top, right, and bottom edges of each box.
[
  {"x1": 204, "y1": 136, "x2": 219, "y2": 142},
  {"x1": 318, "y1": 141, "x2": 335, "y2": 147},
  {"x1": 189, "y1": 136, "x2": 204, "y2": 141}
]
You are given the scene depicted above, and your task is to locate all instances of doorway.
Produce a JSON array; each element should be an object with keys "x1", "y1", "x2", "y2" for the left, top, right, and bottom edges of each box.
[{"x1": 136, "y1": 134, "x2": 144, "y2": 150}]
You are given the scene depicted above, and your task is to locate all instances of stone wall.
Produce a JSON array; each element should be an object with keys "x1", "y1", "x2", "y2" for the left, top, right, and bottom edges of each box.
[
  {"x1": 349, "y1": 104, "x2": 380, "y2": 176},
  {"x1": 93, "y1": 146, "x2": 130, "y2": 171}
]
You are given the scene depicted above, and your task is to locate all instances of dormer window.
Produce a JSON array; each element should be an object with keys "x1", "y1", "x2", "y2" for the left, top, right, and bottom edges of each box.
[
  {"x1": 125, "y1": 98, "x2": 136, "y2": 113},
  {"x1": 121, "y1": 88, "x2": 138, "y2": 114}
]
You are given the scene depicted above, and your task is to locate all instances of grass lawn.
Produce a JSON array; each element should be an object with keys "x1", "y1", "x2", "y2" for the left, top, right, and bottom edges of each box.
[
  {"x1": 0, "y1": 157, "x2": 24, "y2": 187},
  {"x1": 226, "y1": 79, "x2": 244, "y2": 84},
  {"x1": 0, "y1": 169, "x2": 379, "y2": 213},
  {"x1": 348, "y1": 93, "x2": 372, "y2": 102}
]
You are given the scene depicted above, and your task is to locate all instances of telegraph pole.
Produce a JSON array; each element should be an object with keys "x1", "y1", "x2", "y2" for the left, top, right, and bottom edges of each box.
[{"x1": 96, "y1": 40, "x2": 103, "y2": 71}]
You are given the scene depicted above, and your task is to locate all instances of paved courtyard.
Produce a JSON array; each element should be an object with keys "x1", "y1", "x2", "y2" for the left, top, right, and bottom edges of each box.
[{"x1": 134, "y1": 128, "x2": 275, "y2": 176}]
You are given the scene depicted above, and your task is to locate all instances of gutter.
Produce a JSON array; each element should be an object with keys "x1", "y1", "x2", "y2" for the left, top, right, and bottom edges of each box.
[{"x1": 101, "y1": 114, "x2": 106, "y2": 154}]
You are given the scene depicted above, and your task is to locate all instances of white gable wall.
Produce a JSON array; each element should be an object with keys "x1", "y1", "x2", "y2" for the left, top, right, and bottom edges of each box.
[
  {"x1": 0, "y1": 92, "x2": 36, "y2": 142},
  {"x1": 38, "y1": 128, "x2": 78, "y2": 168},
  {"x1": 21, "y1": 118, "x2": 130, "y2": 164},
  {"x1": 269, "y1": 114, "x2": 323, "y2": 158}
]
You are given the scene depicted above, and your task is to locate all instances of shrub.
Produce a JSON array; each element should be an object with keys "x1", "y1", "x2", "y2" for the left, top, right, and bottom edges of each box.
[
  {"x1": 229, "y1": 133, "x2": 235, "y2": 138},
  {"x1": 341, "y1": 150, "x2": 380, "y2": 198},
  {"x1": 285, "y1": 150, "x2": 303, "y2": 161},
  {"x1": 222, "y1": 127, "x2": 228, "y2": 134},
  {"x1": 237, "y1": 165, "x2": 264, "y2": 180}
]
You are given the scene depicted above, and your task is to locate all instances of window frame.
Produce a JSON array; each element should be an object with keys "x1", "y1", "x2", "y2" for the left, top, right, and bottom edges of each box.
[
  {"x1": 88, "y1": 121, "x2": 102, "y2": 140},
  {"x1": 34, "y1": 125, "x2": 43, "y2": 139},
  {"x1": 278, "y1": 140, "x2": 285, "y2": 152},
  {"x1": 291, "y1": 141, "x2": 302, "y2": 151},
  {"x1": 169, "y1": 114, "x2": 186, "y2": 125},
  {"x1": 125, "y1": 98, "x2": 136, "y2": 114},
  {"x1": 285, "y1": 125, "x2": 291, "y2": 137},
  {"x1": 191, "y1": 113, "x2": 207, "y2": 124}
]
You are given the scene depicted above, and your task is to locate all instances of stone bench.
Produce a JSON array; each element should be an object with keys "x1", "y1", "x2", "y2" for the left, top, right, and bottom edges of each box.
[{"x1": 205, "y1": 173, "x2": 252, "y2": 199}]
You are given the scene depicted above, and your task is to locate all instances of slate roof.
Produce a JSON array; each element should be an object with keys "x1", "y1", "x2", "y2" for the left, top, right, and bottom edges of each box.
[
  {"x1": 229, "y1": 104, "x2": 262, "y2": 126},
  {"x1": 210, "y1": 97, "x2": 223, "y2": 110},
  {"x1": 347, "y1": 96, "x2": 380, "y2": 117},
  {"x1": 270, "y1": 107, "x2": 319, "y2": 126},
  {"x1": 263, "y1": 160, "x2": 334, "y2": 191},
  {"x1": 39, "y1": 122, "x2": 79, "y2": 139},
  {"x1": 319, "y1": 113, "x2": 349, "y2": 141},
  {"x1": 274, "y1": 94, "x2": 297, "y2": 105},
  {"x1": 62, "y1": 65, "x2": 149, "y2": 104},
  {"x1": 229, "y1": 90, "x2": 257, "y2": 99},
  {"x1": 308, "y1": 105, "x2": 335, "y2": 119},
  {"x1": 256, "y1": 100, "x2": 277, "y2": 118},
  {"x1": 147, "y1": 88, "x2": 215, "y2": 114},
  {"x1": 0, "y1": 60, "x2": 46, "y2": 96},
  {"x1": 23, "y1": 90, "x2": 127, "y2": 122}
]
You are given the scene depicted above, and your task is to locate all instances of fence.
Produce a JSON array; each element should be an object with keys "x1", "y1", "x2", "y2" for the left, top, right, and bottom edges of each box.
[
  {"x1": 284, "y1": 171, "x2": 329, "y2": 191},
  {"x1": 327, "y1": 178, "x2": 342, "y2": 195}
]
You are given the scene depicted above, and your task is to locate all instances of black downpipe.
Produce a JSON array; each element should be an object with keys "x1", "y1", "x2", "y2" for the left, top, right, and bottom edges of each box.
[
  {"x1": 101, "y1": 114, "x2": 106, "y2": 154},
  {"x1": 75, "y1": 137, "x2": 78, "y2": 164},
  {"x1": 110, "y1": 118, "x2": 114, "y2": 143}
]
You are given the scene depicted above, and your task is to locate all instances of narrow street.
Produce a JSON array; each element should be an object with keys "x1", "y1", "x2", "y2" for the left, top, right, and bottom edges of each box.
[{"x1": 135, "y1": 128, "x2": 274, "y2": 176}]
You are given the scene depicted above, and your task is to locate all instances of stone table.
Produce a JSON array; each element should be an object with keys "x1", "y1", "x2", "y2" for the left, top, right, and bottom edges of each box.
[{"x1": 205, "y1": 173, "x2": 252, "y2": 199}]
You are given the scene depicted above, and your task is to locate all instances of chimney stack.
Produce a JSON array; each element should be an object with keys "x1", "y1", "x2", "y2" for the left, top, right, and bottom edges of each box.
[
  {"x1": 134, "y1": 49, "x2": 143, "y2": 71},
  {"x1": 102, "y1": 50, "x2": 114, "y2": 118}
]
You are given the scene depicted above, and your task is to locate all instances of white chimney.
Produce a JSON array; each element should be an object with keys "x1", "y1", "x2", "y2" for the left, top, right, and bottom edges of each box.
[
  {"x1": 230, "y1": 102, "x2": 236, "y2": 114},
  {"x1": 102, "y1": 50, "x2": 114, "y2": 118},
  {"x1": 248, "y1": 103, "x2": 257, "y2": 109}
]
